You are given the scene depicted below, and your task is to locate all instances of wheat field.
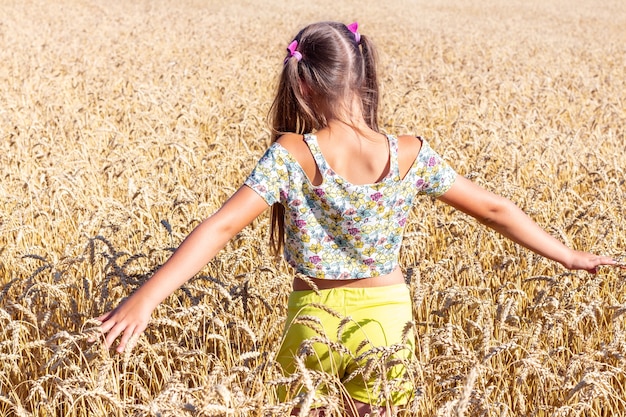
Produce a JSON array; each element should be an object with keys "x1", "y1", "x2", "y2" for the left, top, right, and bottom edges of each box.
[{"x1": 1, "y1": 0, "x2": 625, "y2": 415}]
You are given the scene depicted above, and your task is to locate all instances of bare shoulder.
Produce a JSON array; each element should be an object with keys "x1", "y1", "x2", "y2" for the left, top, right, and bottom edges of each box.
[
  {"x1": 275, "y1": 133, "x2": 317, "y2": 180},
  {"x1": 276, "y1": 133, "x2": 308, "y2": 157},
  {"x1": 397, "y1": 135, "x2": 423, "y2": 178},
  {"x1": 397, "y1": 134, "x2": 423, "y2": 151}
]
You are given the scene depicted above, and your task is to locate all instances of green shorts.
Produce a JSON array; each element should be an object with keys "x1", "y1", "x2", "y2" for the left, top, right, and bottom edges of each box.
[{"x1": 276, "y1": 284, "x2": 415, "y2": 406}]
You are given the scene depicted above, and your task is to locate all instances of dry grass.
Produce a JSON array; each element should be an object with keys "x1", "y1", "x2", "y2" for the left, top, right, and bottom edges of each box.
[{"x1": 1, "y1": 0, "x2": 625, "y2": 415}]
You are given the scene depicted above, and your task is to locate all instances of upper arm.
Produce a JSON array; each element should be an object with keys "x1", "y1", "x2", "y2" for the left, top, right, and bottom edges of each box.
[
  {"x1": 397, "y1": 135, "x2": 422, "y2": 179},
  {"x1": 437, "y1": 175, "x2": 508, "y2": 224},
  {"x1": 402, "y1": 137, "x2": 457, "y2": 197},
  {"x1": 244, "y1": 140, "x2": 294, "y2": 206},
  {"x1": 211, "y1": 185, "x2": 270, "y2": 237}
]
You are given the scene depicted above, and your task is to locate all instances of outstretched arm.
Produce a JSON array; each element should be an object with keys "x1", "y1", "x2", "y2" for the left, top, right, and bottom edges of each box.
[
  {"x1": 437, "y1": 175, "x2": 616, "y2": 272},
  {"x1": 92, "y1": 185, "x2": 269, "y2": 352}
]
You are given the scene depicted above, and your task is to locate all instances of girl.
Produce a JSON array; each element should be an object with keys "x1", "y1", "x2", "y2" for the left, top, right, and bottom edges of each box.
[{"x1": 92, "y1": 21, "x2": 617, "y2": 416}]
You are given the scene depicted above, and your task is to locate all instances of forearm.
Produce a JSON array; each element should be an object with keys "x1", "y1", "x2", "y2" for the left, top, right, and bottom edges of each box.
[
  {"x1": 480, "y1": 198, "x2": 574, "y2": 267},
  {"x1": 126, "y1": 186, "x2": 268, "y2": 308},
  {"x1": 130, "y1": 216, "x2": 232, "y2": 308},
  {"x1": 92, "y1": 186, "x2": 269, "y2": 352},
  {"x1": 439, "y1": 176, "x2": 577, "y2": 267}
]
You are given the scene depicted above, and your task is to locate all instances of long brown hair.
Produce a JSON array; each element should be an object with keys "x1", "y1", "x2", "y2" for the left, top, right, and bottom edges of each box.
[{"x1": 267, "y1": 21, "x2": 380, "y2": 255}]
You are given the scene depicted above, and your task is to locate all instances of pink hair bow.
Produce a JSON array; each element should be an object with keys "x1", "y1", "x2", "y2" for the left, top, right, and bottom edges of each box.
[
  {"x1": 347, "y1": 22, "x2": 360, "y2": 43},
  {"x1": 285, "y1": 40, "x2": 302, "y2": 64}
]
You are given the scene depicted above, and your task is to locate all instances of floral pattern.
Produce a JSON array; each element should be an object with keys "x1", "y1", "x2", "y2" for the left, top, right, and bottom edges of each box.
[{"x1": 244, "y1": 134, "x2": 457, "y2": 279}]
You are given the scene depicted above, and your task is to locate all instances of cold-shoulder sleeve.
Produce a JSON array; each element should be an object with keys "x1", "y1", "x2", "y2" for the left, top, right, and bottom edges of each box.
[
  {"x1": 244, "y1": 142, "x2": 290, "y2": 206},
  {"x1": 412, "y1": 139, "x2": 457, "y2": 197}
]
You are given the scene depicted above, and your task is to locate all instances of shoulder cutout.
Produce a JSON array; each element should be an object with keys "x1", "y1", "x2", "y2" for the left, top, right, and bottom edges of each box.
[
  {"x1": 397, "y1": 135, "x2": 423, "y2": 179},
  {"x1": 275, "y1": 133, "x2": 321, "y2": 185}
]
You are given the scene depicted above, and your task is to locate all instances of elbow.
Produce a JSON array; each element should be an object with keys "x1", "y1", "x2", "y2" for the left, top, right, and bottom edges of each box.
[
  {"x1": 438, "y1": 177, "x2": 522, "y2": 230},
  {"x1": 476, "y1": 195, "x2": 515, "y2": 228}
]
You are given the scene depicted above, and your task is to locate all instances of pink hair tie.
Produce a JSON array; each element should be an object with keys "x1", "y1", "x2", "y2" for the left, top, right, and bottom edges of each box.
[
  {"x1": 347, "y1": 22, "x2": 360, "y2": 44},
  {"x1": 285, "y1": 40, "x2": 302, "y2": 64}
]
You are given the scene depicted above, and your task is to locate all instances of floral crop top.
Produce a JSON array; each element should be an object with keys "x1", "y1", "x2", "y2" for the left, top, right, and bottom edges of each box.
[{"x1": 244, "y1": 134, "x2": 457, "y2": 279}]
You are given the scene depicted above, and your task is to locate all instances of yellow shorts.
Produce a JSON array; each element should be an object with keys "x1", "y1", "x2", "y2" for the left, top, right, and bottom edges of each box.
[{"x1": 276, "y1": 284, "x2": 415, "y2": 406}]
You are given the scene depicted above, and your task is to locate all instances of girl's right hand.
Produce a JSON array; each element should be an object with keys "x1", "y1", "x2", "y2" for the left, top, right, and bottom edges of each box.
[
  {"x1": 91, "y1": 294, "x2": 157, "y2": 353},
  {"x1": 88, "y1": 186, "x2": 269, "y2": 353}
]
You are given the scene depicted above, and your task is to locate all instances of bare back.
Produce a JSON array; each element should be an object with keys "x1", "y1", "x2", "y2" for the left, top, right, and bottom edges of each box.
[{"x1": 276, "y1": 131, "x2": 423, "y2": 187}]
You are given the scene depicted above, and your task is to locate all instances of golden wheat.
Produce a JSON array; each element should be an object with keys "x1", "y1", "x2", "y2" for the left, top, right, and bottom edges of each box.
[{"x1": 1, "y1": 0, "x2": 626, "y2": 415}]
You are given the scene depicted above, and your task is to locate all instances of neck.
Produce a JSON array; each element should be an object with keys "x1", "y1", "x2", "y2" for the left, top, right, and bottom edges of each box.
[
  {"x1": 321, "y1": 94, "x2": 374, "y2": 132},
  {"x1": 325, "y1": 119, "x2": 381, "y2": 144}
]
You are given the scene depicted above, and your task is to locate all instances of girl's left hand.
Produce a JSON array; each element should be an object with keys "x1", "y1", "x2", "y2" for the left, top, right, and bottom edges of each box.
[{"x1": 561, "y1": 250, "x2": 618, "y2": 274}]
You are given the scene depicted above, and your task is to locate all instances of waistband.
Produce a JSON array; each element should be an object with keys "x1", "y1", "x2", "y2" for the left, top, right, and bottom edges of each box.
[{"x1": 288, "y1": 283, "x2": 410, "y2": 308}]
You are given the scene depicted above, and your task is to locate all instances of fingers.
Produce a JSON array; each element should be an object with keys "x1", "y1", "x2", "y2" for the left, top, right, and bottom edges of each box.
[
  {"x1": 87, "y1": 319, "x2": 118, "y2": 347},
  {"x1": 588, "y1": 256, "x2": 611, "y2": 273},
  {"x1": 585, "y1": 254, "x2": 621, "y2": 274},
  {"x1": 116, "y1": 327, "x2": 140, "y2": 353},
  {"x1": 87, "y1": 311, "x2": 111, "y2": 343},
  {"x1": 565, "y1": 251, "x2": 621, "y2": 274},
  {"x1": 592, "y1": 256, "x2": 618, "y2": 273},
  {"x1": 595, "y1": 255, "x2": 619, "y2": 269},
  {"x1": 88, "y1": 319, "x2": 142, "y2": 353},
  {"x1": 95, "y1": 310, "x2": 114, "y2": 322},
  {"x1": 108, "y1": 323, "x2": 134, "y2": 352},
  {"x1": 103, "y1": 321, "x2": 126, "y2": 349},
  {"x1": 88, "y1": 310, "x2": 142, "y2": 352}
]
